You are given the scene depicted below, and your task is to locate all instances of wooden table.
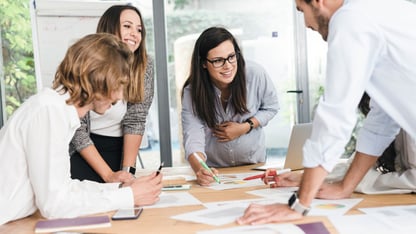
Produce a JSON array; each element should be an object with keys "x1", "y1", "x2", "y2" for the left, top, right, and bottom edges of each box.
[{"x1": 1, "y1": 164, "x2": 416, "y2": 234}]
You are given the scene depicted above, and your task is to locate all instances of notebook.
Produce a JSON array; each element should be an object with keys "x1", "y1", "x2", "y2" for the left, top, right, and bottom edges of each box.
[
  {"x1": 254, "y1": 123, "x2": 312, "y2": 171},
  {"x1": 35, "y1": 215, "x2": 111, "y2": 233}
]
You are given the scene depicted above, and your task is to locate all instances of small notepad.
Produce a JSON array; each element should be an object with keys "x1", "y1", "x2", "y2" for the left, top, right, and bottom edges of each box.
[{"x1": 35, "y1": 215, "x2": 111, "y2": 233}]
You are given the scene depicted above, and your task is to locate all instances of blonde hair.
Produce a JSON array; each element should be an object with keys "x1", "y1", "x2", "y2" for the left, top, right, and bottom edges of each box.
[{"x1": 53, "y1": 33, "x2": 132, "y2": 107}]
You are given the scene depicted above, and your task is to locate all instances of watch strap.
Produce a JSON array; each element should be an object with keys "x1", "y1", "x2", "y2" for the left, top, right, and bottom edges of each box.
[
  {"x1": 288, "y1": 192, "x2": 310, "y2": 216},
  {"x1": 245, "y1": 118, "x2": 254, "y2": 134}
]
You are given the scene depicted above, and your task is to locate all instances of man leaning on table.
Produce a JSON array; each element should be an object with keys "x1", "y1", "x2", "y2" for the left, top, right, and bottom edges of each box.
[
  {"x1": 0, "y1": 33, "x2": 162, "y2": 226},
  {"x1": 238, "y1": 0, "x2": 416, "y2": 225}
]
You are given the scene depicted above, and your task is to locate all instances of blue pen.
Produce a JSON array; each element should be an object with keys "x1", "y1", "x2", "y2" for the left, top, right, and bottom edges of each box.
[{"x1": 193, "y1": 152, "x2": 221, "y2": 184}]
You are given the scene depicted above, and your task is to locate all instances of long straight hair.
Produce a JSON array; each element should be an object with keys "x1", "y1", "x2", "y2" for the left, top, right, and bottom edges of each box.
[
  {"x1": 182, "y1": 27, "x2": 249, "y2": 128},
  {"x1": 97, "y1": 5, "x2": 148, "y2": 103}
]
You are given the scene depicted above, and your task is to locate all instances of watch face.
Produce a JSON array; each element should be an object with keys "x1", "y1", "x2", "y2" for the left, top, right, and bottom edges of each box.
[
  {"x1": 129, "y1": 167, "x2": 136, "y2": 175},
  {"x1": 288, "y1": 192, "x2": 297, "y2": 206}
]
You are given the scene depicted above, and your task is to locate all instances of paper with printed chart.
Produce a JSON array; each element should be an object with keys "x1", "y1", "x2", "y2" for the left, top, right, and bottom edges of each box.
[
  {"x1": 245, "y1": 188, "x2": 363, "y2": 216},
  {"x1": 205, "y1": 173, "x2": 266, "y2": 190}
]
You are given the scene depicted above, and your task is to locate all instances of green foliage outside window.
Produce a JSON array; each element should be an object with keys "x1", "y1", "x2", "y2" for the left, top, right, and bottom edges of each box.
[{"x1": 0, "y1": 0, "x2": 36, "y2": 117}]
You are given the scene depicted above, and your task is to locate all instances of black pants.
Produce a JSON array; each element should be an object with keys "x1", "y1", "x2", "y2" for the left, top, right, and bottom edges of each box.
[{"x1": 70, "y1": 133, "x2": 123, "y2": 183}]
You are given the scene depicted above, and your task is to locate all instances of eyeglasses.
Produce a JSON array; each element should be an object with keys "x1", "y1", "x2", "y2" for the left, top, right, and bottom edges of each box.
[{"x1": 206, "y1": 53, "x2": 238, "y2": 68}]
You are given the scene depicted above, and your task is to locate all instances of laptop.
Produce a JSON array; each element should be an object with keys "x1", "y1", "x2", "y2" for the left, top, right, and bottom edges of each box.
[{"x1": 253, "y1": 123, "x2": 313, "y2": 171}]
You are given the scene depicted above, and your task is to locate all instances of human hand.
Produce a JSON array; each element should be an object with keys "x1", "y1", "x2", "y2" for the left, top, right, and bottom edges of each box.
[
  {"x1": 104, "y1": 170, "x2": 134, "y2": 183},
  {"x1": 263, "y1": 170, "x2": 302, "y2": 188},
  {"x1": 213, "y1": 121, "x2": 246, "y2": 142},
  {"x1": 236, "y1": 203, "x2": 303, "y2": 225},
  {"x1": 128, "y1": 172, "x2": 163, "y2": 206},
  {"x1": 316, "y1": 181, "x2": 353, "y2": 199},
  {"x1": 195, "y1": 166, "x2": 219, "y2": 186}
]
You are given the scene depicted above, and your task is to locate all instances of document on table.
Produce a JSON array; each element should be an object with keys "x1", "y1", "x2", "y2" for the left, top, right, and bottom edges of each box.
[
  {"x1": 142, "y1": 192, "x2": 202, "y2": 209},
  {"x1": 196, "y1": 223, "x2": 305, "y2": 234},
  {"x1": 206, "y1": 173, "x2": 266, "y2": 190},
  {"x1": 358, "y1": 205, "x2": 416, "y2": 232},
  {"x1": 171, "y1": 204, "x2": 248, "y2": 226},
  {"x1": 197, "y1": 222, "x2": 330, "y2": 234},
  {"x1": 247, "y1": 188, "x2": 362, "y2": 216},
  {"x1": 246, "y1": 187, "x2": 298, "y2": 197},
  {"x1": 329, "y1": 213, "x2": 416, "y2": 234},
  {"x1": 203, "y1": 197, "x2": 282, "y2": 209}
]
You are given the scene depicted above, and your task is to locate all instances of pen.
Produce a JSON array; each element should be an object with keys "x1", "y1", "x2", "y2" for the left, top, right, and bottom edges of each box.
[
  {"x1": 156, "y1": 161, "x2": 164, "y2": 175},
  {"x1": 192, "y1": 152, "x2": 221, "y2": 184},
  {"x1": 243, "y1": 168, "x2": 291, "y2": 180}
]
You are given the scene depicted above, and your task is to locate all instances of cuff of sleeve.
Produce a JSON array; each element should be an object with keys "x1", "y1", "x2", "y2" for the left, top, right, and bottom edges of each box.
[
  {"x1": 114, "y1": 186, "x2": 135, "y2": 209},
  {"x1": 302, "y1": 139, "x2": 341, "y2": 173},
  {"x1": 356, "y1": 128, "x2": 395, "y2": 156}
]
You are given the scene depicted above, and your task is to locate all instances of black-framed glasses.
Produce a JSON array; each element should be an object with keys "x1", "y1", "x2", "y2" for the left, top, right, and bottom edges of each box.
[{"x1": 206, "y1": 53, "x2": 238, "y2": 68}]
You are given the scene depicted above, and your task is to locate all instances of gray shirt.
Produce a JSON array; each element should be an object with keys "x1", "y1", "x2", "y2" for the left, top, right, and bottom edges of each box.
[
  {"x1": 181, "y1": 61, "x2": 279, "y2": 167},
  {"x1": 70, "y1": 58, "x2": 154, "y2": 153}
]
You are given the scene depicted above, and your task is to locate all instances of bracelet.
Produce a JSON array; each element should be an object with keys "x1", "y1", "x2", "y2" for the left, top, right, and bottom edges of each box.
[{"x1": 245, "y1": 118, "x2": 254, "y2": 134}]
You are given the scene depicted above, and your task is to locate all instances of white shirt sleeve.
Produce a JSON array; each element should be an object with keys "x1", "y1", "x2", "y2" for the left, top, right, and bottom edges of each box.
[
  {"x1": 26, "y1": 103, "x2": 134, "y2": 219},
  {"x1": 356, "y1": 99, "x2": 400, "y2": 156},
  {"x1": 302, "y1": 8, "x2": 386, "y2": 172}
]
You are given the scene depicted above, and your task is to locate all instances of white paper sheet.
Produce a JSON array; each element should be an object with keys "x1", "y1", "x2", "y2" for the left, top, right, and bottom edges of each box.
[
  {"x1": 196, "y1": 224, "x2": 304, "y2": 234},
  {"x1": 358, "y1": 205, "x2": 416, "y2": 232},
  {"x1": 205, "y1": 173, "x2": 266, "y2": 190},
  {"x1": 246, "y1": 188, "x2": 362, "y2": 216},
  {"x1": 328, "y1": 214, "x2": 415, "y2": 234},
  {"x1": 246, "y1": 187, "x2": 298, "y2": 198},
  {"x1": 142, "y1": 192, "x2": 201, "y2": 209},
  {"x1": 171, "y1": 204, "x2": 248, "y2": 226}
]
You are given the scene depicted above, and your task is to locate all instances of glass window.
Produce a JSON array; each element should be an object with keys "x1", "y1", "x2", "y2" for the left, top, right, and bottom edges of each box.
[
  {"x1": 156, "y1": 0, "x2": 300, "y2": 167},
  {"x1": 0, "y1": 0, "x2": 36, "y2": 122}
]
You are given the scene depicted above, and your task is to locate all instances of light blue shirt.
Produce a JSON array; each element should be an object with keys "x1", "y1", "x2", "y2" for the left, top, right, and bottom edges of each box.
[
  {"x1": 182, "y1": 61, "x2": 279, "y2": 167},
  {"x1": 303, "y1": 0, "x2": 416, "y2": 172}
]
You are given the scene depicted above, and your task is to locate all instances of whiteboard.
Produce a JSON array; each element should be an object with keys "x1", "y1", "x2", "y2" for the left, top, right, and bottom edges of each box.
[{"x1": 30, "y1": 0, "x2": 137, "y2": 89}]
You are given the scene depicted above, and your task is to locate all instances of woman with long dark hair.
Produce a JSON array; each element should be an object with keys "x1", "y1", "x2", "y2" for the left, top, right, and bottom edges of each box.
[{"x1": 181, "y1": 27, "x2": 279, "y2": 186}]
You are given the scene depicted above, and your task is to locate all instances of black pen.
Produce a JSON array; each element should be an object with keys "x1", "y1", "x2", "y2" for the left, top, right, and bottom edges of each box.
[{"x1": 156, "y1": 161, "x2": 164, "y2": 175}]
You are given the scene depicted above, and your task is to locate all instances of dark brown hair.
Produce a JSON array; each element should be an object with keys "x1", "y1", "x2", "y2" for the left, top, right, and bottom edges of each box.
[
  {"x1": 97, "y1": 5, "x2": 148, "y2": 103},
  {"x1": 182, "y1": 27, "x2": 249, "y2": 128}
]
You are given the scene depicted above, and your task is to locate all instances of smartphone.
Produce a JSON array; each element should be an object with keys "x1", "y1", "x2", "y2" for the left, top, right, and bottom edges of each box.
[{"x1": 111, "y1": 208, "x2": 143, "y2": 220}]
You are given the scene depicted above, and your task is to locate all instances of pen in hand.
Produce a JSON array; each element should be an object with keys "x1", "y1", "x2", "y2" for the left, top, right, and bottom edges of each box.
[{"x1": 192, "y1": 152, "x2": 221, "y2": 184}]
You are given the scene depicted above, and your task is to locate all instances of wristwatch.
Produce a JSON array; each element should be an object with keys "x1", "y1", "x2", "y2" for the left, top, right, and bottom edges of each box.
[
  {"x1": 245, "y1": 118, "x2": 254, "y2": 133},
  {"x1": 122, "y1": 166, "x2": 136, "y2": 175},
  {"x1": 288, "y1": 192, "x2": 310, "y2": 216}
]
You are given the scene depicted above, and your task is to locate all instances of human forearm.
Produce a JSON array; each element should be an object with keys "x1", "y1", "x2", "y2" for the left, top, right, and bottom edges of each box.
[
  {"x1": 79, "y1": 145, "x2": 114, "y2": 182},
  {"x1": 123, "y1": 134, "x2": 142, "y2": 168},
  {"x1": 298, "y1": 166, "x2": 328, "y2": 206},
  {"x1": 340, "y1": 151, "x2": 378, "y2": 192}
]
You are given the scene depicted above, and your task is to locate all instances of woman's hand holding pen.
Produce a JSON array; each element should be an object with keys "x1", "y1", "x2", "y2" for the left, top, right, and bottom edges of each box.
[
  {"x1": 196, "y1": 166, "x2": 220, "y2": 186},
  {"x1": 263, "y1": 169, "x2": 302, "y2": 188}
]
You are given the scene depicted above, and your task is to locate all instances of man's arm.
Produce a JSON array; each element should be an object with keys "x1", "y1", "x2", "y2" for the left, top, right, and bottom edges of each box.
[{"x1": 317, "y1": 151, "x2": 378, "y2": 199}]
